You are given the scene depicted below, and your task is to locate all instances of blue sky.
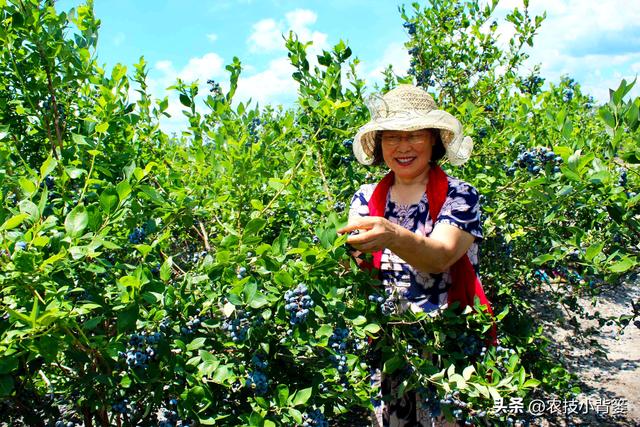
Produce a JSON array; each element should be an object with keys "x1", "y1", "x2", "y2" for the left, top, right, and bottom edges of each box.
[{"x1": 55, "y1": 0, "x2": 639, "y2": 133}]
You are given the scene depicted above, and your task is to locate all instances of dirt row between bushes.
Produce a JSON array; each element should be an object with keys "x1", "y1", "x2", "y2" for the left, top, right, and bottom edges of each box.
[{"x1": 534, "y1": 273, "x2": 640, "y2": 426}]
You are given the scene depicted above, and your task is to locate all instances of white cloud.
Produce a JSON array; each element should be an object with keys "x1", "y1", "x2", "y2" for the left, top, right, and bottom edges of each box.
[
  {"x1": 248, "y1": 18, "x2": 283, "y2": 52},
  {"x1": 206, "y1": 33, "x2": 218, "y2": 43},
  {"x1": 364, "y1": 41, "x2": 411, "y2": 82},
  {"x1": 486, "y1": 0, "x2": 640, "y2": 102},
  {"x1": 237, "y1": 9, "x2": 332, "y2": 108},
  {"x1": 179, "y1": 53, "x2": 225, "y2": 83},
  {"x1": 235, "y1": 57, "x2": 298, "y2": 107},
  {"x1": 247, "y1": 9, "x2": 328, "y2": 55},
  {"x1": 144, "y1": 52, "x2": 227, "y2": 134}
]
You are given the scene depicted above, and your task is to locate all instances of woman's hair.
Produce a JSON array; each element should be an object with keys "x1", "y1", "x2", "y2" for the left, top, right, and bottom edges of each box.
[{"x1": 371, "y1": 128, "x2": 445, "y2": 166}]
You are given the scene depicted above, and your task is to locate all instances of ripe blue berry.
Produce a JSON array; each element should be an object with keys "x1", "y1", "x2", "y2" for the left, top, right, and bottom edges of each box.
[
  {"x1": 128, "y1": 226, "x2": 146, "y2": 244},
  {"x1": 284, "y1": 283, "x2": 314, "y2": 325}
]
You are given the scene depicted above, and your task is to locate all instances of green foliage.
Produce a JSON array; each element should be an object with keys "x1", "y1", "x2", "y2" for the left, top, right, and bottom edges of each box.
[{"x1": 0, "y1": 0, "x2": 638, "y2": 426}]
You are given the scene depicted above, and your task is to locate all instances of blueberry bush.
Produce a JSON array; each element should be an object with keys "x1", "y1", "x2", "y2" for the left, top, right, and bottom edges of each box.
[{"x1": 1, "y1": 0, "x2": 638, "y2": 426}]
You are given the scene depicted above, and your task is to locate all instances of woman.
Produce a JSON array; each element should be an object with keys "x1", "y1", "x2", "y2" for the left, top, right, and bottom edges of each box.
[{"x1": 337, "y1": 85, "x2": 494, "y2": 427}]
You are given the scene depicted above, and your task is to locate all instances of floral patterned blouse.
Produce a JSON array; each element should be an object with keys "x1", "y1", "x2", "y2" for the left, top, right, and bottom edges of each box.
[{"x1": 348, "y1": 175, "x2": 483, "y2": 315}]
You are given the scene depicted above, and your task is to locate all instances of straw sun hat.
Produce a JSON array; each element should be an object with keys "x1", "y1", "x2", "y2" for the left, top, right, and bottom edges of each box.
[{"x1": 353, "y1": 84, "x2": 474, "y2": 166}]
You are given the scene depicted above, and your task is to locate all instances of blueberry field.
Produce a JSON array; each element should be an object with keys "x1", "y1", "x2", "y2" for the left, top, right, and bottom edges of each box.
[{"x1": 1, "y1": 0, "x2": 639, "y2": 426}]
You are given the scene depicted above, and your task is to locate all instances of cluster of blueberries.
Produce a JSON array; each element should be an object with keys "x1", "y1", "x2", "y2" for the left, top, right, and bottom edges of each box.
[
  {"x1": 329, "y1": 327, "x2": 350, "y2": 374},
  {"x1": 54, "y1": 421, "x2": 77, "y2": 427},
  {"x1": 246, "y1": 370, "x2": 268, "y2": 395},
  {"x1": 507, "y1": 146, "x2": 562, "y2": 176},
  {"x1": 206, "y1": 79, "x2": 223, "y2": 97},
  {"x1": 180, "y1": 316, "x2": 204, "y2": 336},
  {"x1": 618, "y1": 166, "x2": 627, "y2": 187},
  {"x1": 128, "y1": 226, "x2": 146, "y2": 244},
  {"x1": 188, "y1": 250, "x2": 209, "y2": 264},
  {"x1": 157, "y1": 399, "x2": 191, "y2": 427},
  {"x1": 43, "y1": 175, "x2": 57, "y2": 202},
  {"x1": 159, "y1": 317, "x2": 172, "y2": 333},
  {"x1": 339, "y1": 139, "x2": 354, "y2": 165},
  {"x1": 441, "y1": 390, "x2": 477, "y2": 422},
  {"x1": 368, "y1": 293, "x2": 395, "y2": 316},
  {"x1": 333, "y1": 201, "x2": 346, "y2": 212},
  {"x1": 247, "y1": 117, "x2": 262, "y2": 144},
  {"x1": 222, "y1": 311, "x2": 250, "y2": 342},
  {"x1": 403, "y1": 21, "x2": 417, "y2": 36},
  {"x1": 284, "y1": 283, "x2": 314, "y2": 325},
  {"x1": 111, "y1": 399, "x2": 130, "y2": 415},
  {"x1": 300, "y1": 409, "x2": 329, "y2": 427},
  {"x1": 617, "y1": 166, "x2": 637, "y2": 198},
  {"x1": 408, "y1": 64, "x2": 434, "y2": 89},
  {"x1": 117, "y1": 331, "x2": 161, "y2": 370},
  {"x1": 251, "y1": 353, "x2": 269, "y2": 371},
  {"x1": 237, "y1": 266, "x2": 248, "y2": 279},
  {"x1": 520, "y1": 74, "x2": 545, "y2": 95},
  {"x1": 417, "y1": 385, "x2": 442, "y2": 419}
]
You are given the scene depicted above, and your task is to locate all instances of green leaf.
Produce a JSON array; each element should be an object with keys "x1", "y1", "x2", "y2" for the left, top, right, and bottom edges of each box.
[
  {"x1": 276, "y1": 384, "x2": 289, "y2": 407},
  {"x1": 179, "y1": 94, "x2": 192, "y2": 107},
  {"x1": 561, "y1": 166, "x2": 581, "y2": 182},
  {"x1": 243, "y1": 282, "x2": 256, "y2": 302},
  {"x1": 249, "y1": 292, "x2": 268, "y2": 309},
  {"x1": 609, "y1": 257, "x2": 635, "y2": 273},
  {"x1": 315, "y1": 324, "x2": 333, "y2": 340},
  {"x1": 383, "y1": 356, "x2": 404, "y2": 374},
  {"x1": 64, "y1": 204, "x2": 88, "y2": 238},
  {"x1": 187, "y1": 337, "x2": 207, "y2": 351},
  {"x1": 288, "y1": 408, "x2": 303, "y2": 424},
  {"x1": 363, "y1": 323, "x2": 381, "y2": 335},
  {"x1": 116, "y1": 181, "x2": 131, "y2": 202},
  {"x1": 160, "y1": 257, "x2": 173, "y2": 282},
  {"x1": 531, "y1": 254, "x2": 555, "y2": 265},
  {"x1": 65, "y1": 167, "x2": 86, "y2": 179},
  {"x1": 290, "y1": 387, "x2": 312, "y2": 406},
  {"x1": 99, "y1": 187, "x2": 119, "y2": 213},
  {"x1": 598, "y1": 107, "x2": 616, "y2": 128},
  {"x1": 585, "y1": 242, "x2": 604, "y2": 262},
  {"x1": 95, "y1": 122, "x2": 109, "y2": 133},
  {"x1": 462, "y1": 365, "x2": 475, "y2": 381},
  {"x1": 72, "y1": 133, "x2": 89, "y2": 146},
  {"x1": 18, "y1": 200, "x2": 39, "y2": 223},
  {"x1": 19, "y1": 178, "x2": 37, "y2": 195},
  {"x1": 0, "y1": 375, "x2": 14, "y2": 396},
  {"x1": 211, "y1": 364, "x2": 234, "y2": 384},
  {"x1": 0, "y1": 213, "x2": 29, "y2": 231},
  {"x1": 40, "y1": 156, "x2": 58, "y2": 179},
  {"x1": 351, "y1": 315, "x2": 367, "y2": 326},
  {"x1": 244, "y1": 218, "x2": 266, "y2": 235}
]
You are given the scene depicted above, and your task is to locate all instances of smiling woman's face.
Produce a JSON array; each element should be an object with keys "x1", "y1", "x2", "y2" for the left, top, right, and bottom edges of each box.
[{"x1": 381, "y1": 129, "x2": 435, "y2": 182}]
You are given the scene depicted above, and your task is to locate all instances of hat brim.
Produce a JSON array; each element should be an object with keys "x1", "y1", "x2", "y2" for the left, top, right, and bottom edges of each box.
[{"x1": 353, "y1": 109, "x2": 467, "y2": 165}]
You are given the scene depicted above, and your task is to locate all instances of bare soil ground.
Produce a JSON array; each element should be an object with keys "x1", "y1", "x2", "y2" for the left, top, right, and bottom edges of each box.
[{"x1": 533, "y1": 273, "x2": 640, "y2": 426}]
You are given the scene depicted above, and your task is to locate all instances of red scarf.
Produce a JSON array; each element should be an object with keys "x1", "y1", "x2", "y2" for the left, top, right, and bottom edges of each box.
[{"x1": 364, "y1": 164, "x2": 497, "y2": 345}]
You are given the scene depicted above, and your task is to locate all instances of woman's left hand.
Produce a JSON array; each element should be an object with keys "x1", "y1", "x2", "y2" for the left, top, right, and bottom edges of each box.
[{"x1": 337, "y1": 217, "x2": 399, "y2": 253}]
